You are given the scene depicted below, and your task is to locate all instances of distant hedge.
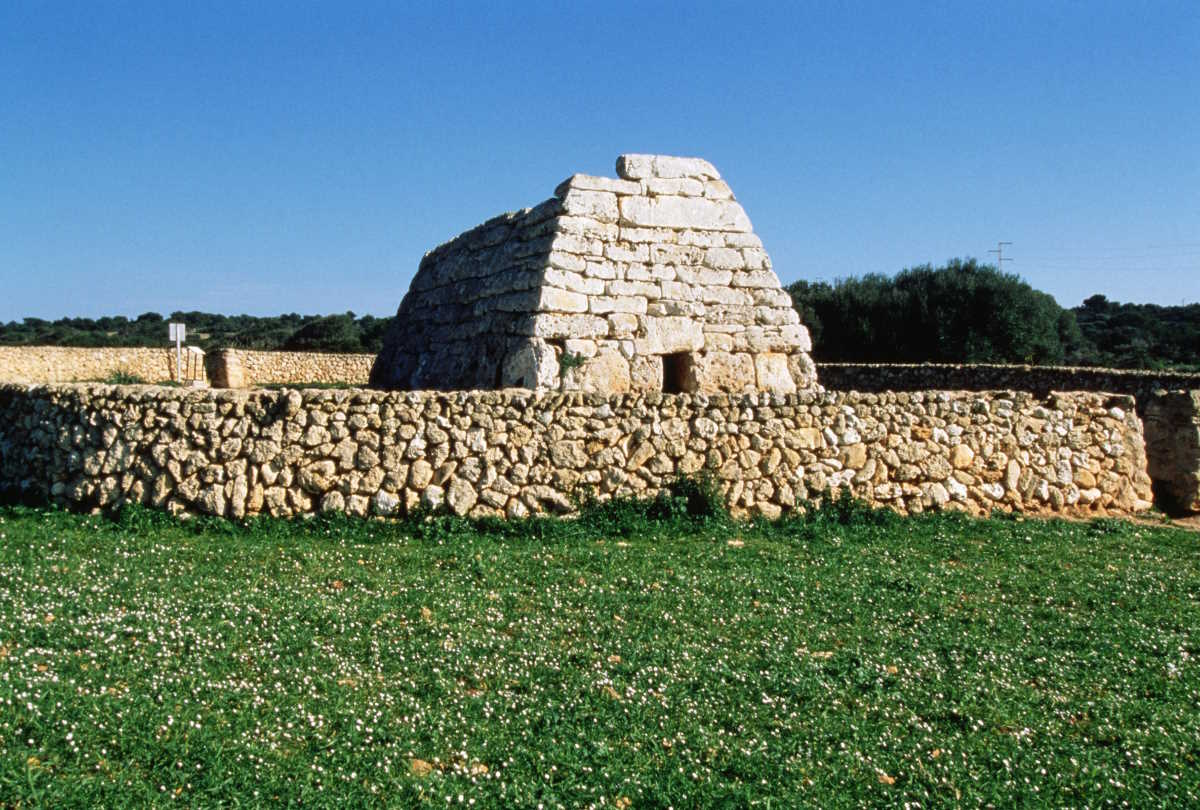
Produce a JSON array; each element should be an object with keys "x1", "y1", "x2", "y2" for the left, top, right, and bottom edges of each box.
[
  {"x1": 0, "y1": 311, "x2": 392, "y2": 354},
  {"x1": 788, "y1": 259, "x2": 1200, "y2": 371}
]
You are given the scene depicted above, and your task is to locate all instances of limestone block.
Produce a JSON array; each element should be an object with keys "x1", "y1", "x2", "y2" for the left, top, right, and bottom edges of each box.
[
  {"x1": 590, "y1": 296, "x2": 648, "y2": 315},
  {"x1": 547, "y1": 250, "x2": 587, "y2": 273},
  {"x1": 703, "y1": 179, "x2": 734, "y2": 199},
  {"x1": 577, "y1": 348, "x2": 631, "y2": 394},
  {"x1": 538, "y1": 287, "x2": 589, "y2": 313},
  {"x1": 560, "y1": 189, "x2": 619, "y2": 222},
  {"x1": 446, "y1": 478, "x2": 477, "y2": 516},
  {"x1": 701, "y1": 286, "x2": 752, "y2": 306},
  {"x1": 630, "y1": 355, "x2": 663, "y2": 390},
  {"x1": 604, "y1": 243, "x2": 649, "y2": 262},
  {"x1": 645, "y1": 177, "x2": 704, "y2": 196},
  {"x1": 550, "y1": 233, "x2": 605, "y2": 257},
  {"x1": 543, "y1": 268, "x2": 605, "y2": 295},
  {"x1": 686, "y1": 352, "x2": 756, "y2": 393},
  {"x1": 619, "y1": 226, "x2": 678, "y2": 244},
  {"x1": 501, "y1": 339, "x2": 559, "y2": 389},
  {"x1": 660, "y1": 280, "x2": 700, "y2": 301},
  {"x1": 583, "y1": 260, "x2": 617, "y2": 281},
  {"x1": 553, "y1": 216, "x2": 620, "y2": 241},
  {"x1": 555, "y1": 174, "x2": 642, "y2": 197},
  {"x1": 616, "y1": 154, "x2": 721, "y2": 181},
  {"x1": 530, "y1": 314, "x2": 610, "y2": 339},
  {"x1": 606, "y1": 313, "x2": 639, "y2": 337},
  {"x1": 651, "y1": 244, "x2": 705, "y2": 265},
  {"x1": 677, "y1": 230, "x2": 726, "y2": 247},
  {"x1": 703, "y1": 247, "x2": 746, "y2": 272},
  {"x1": 618, "y1": 196, "x2": 752, "y2": 232},
  {"x1": 675, "y1": 267, "x2": 733, "y2": 286},
  {"x1": 563, "y1": 338, "x2": 597, "y2": 358},
  {"x1": 607, "y1": 280, "x2": 660, "y2": 298},
  {"x1": 634, "y1": 316, "x2": 705, "y2": 355},
  {"x1": 754, "y1": 353, "x2": 796, "y2": 394},
  {"x1": 731, "y1": 269, "x2": 782, "y2": 289}
]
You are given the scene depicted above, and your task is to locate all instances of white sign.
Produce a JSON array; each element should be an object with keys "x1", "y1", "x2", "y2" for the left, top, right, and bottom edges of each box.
[{"x1": 168, "y1": 322, "x2": 186, "y2": 342}]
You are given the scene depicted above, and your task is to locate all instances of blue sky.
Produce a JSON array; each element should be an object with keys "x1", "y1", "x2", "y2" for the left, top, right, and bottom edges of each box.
[{"x1": 1, "y1": 1, "x2": 1197, "y2": 322}]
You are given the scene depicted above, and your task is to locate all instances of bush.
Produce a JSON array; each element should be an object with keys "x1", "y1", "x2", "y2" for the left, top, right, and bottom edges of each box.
[{"x1": 104, "y1": 370, "x2": 146, "y2": 384}]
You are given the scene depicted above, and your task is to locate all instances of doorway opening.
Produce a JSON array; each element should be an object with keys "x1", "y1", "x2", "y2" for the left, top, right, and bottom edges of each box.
[{"x1": 662, "y1": 352, "x2": 692, "y2": 394}]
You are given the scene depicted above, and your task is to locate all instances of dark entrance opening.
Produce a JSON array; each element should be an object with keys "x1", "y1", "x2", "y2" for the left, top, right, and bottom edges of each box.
[{"x1": 662, "y1": 353, "x2": 691, "y2": 394}]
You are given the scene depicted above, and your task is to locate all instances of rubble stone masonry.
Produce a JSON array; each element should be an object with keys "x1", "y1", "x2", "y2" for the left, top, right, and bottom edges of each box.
[
  {"x1": 0, "y1": 384, "x2": 1153, "y2": 520},
  {"x1": 206, "y1": 349, "x2": 374, "y2": 388},
  {"x1": 0, "y1": 346, "x2": 205, "y2": 384}
]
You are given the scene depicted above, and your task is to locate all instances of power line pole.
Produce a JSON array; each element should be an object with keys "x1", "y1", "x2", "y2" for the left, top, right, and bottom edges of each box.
[{"x1": 988, "y1": 241, "x2": 1013, "y2": 272}]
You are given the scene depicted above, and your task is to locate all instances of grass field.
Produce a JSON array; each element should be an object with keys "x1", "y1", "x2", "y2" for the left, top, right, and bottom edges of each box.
[{"x1": 1, "y1": 495, "x2": 1198, "y2": 807}]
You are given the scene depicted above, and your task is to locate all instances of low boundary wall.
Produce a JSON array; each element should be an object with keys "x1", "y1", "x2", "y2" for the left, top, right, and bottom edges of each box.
[
  {"x1": 0, "y1": 345, "x2": 205, "y2": 384},
  {"x1": 817, "y1": 363, "x2": 1200, "y2": 412},
  {"x1": 818, "y1": 363, "x2": 1200, "y2": 512},
  {"x1": 0, "y1": 383, "x2": 1152, "y2": 520},
  {"x1": 206, "y1": 349, "x2": 374, "y2": 388}
]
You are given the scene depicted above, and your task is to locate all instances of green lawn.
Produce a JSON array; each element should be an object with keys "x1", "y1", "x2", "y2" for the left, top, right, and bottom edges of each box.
[{"x1": 0, "y1": 499, "x2": 1197, "y2": 807}]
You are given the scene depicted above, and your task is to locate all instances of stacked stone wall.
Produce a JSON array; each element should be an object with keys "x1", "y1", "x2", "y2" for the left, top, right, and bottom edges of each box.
[
  {"x1": 0, "y1": 383, "x2": 1152, "y2": 521},
  {"x1": 818, "y1": 363, "x2": 1200, "y2": 513},
  {"x1": 206, "y1": 349, "x2": 374, "y2": 388},
  {"x1": 818, "y1": 363, "x2": 1200, "y2": 411},
  {"x1": 1144, "y1": 391, "x2": 1200, "y2": 513},
  {"x1": 0, "y1": 346, "x2": 205, "y2": 384}
]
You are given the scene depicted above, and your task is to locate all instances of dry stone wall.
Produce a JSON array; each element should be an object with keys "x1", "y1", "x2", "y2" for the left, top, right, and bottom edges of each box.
[
  {"x1": 818, "y1": 363, "x2": 1200, "y2": 411},
  {"x1": 0, "y1": 383, "x2": 1152, "y2": 521},
  {"x1": 0, "y1": 345, "x2": 205, "y2": 384},
  {"x1": 1144, "y1": 391, "x2": 1200, "y2": 512},
  {"x1": 819, "y1": 363, "x2": 1200, "y2": 513},
  {"x1": 371, "y1": 154, "x2": 816, "y2": 395},
  {"x1": 206, "y1": 349, "x2": 374, "y2": 388}
]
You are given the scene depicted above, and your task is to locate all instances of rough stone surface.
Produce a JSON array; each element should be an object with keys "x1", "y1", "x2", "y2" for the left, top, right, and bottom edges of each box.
[
  {"x1": 206, "y1": 349, "x2": 373, "y2": 388},
  {"x1": 0, "y1": 346, "x2": 206, "y2": 385},
  {"x1": 1144, "y1": 390, "x2": 1200, "y2": 513},
  {"x1": 370, "y1": 154, "x2": 816, "y2": 393},
  {"x1": 0, "y1": 383, "x2": 1154, "y2": 521},
  {"x1": 820, "y1": 363, "x2": 1200, "y2": 513}
]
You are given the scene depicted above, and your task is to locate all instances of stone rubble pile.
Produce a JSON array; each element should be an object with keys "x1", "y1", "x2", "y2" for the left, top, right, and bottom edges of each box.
[{"x1": 371, "y1": 154, "x2": 816, "y2": 394}]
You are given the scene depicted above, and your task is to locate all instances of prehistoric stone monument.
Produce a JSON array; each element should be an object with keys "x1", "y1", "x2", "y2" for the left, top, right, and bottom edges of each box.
[{"x1": 371, "y1": 154, "x2": 817, "y2": 394}]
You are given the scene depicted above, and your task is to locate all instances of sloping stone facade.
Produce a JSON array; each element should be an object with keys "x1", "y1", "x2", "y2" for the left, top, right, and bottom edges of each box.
[{"x1": 371, "y1": 154, "x2": 816, "y2": 394}]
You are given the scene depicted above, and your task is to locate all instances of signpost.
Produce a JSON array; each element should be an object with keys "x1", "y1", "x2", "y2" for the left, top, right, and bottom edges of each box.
[{"x1": 168, "y1": 322, "x2": 186, "y2": 383}]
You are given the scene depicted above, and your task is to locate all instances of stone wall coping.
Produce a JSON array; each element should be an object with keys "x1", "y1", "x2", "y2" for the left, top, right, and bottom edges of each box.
[
  {"x1": 818, "y1": 362, "x2": 1200, "y2": 385},
  {"x1": 0, "y1": 381, "x2": 1141, "y2": 410}
]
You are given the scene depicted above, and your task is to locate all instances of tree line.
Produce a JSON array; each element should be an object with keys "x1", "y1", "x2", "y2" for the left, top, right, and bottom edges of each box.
[
  {"x1": 787, "y1": 259, "x2": 1199, "y2": 371},
  {"x1": 2, "y1": 261, "x2": 1197, "y2": 370},
  {"x1": 0, "y1": 311, "x2": 390, "y2": 354}
]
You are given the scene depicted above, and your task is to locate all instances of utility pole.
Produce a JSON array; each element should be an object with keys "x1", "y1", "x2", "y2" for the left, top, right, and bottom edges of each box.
[{"x1": 988, "y1": 241, "x2": 1013, "y2": 272}]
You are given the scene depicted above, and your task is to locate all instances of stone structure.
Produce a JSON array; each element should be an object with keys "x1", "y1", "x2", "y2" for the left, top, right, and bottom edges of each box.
[
  {"x1": 0, "y1": 383, "x2": 1153, "y2": 521},
  {"x1": 206, "y1": 349, "x2": 374, "y2": 388},
  {"x1": 371, "y1": 155, "x2": 816, "y2": 395},
  {"x1": 1144, "y1": 391, "x2": 1200, "y2": 512},
  {"x1": 818, "y1": 363, "x2": 1200, "y2": 413},
  {"x1": 818, "y1": 362, "x2": 1200, "y2": 513},
  {"x1": 0, "y1": 345, "x2": 205, "y2": 384}
]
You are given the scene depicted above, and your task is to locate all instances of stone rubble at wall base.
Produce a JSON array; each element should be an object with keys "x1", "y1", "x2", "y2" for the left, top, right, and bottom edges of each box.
[{"x1": 0, "y1": 384, "x2": 1154, "y2": 521}]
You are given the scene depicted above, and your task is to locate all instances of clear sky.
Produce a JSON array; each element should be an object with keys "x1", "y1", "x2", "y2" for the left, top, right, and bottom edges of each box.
[{"x1": 1, "y1": 1, "x2": 1197, "y2": 322}]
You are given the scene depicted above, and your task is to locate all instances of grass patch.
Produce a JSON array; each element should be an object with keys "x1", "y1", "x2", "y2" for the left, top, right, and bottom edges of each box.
[
  {"x1": 101, "y1": 370, "x2": 146, "y2": 385},
  {"x1": 0, "y1": 502, "x2": 1197, "y2": 806}
]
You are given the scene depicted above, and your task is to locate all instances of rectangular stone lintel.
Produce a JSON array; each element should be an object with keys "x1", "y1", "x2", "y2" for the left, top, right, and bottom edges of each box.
[{"x1": 618, "y1": 195, "x2": 752, "y2": 232}]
